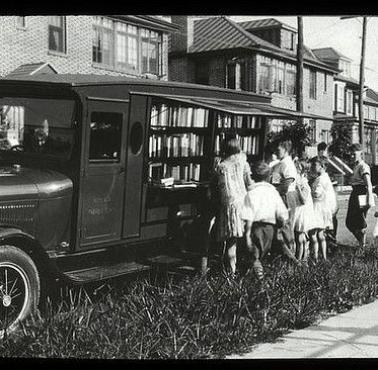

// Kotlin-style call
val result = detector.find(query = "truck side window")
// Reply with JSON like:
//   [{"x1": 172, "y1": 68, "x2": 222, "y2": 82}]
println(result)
[{"x1": 89, "y1": 112, "x2": 122, "y2": 162}]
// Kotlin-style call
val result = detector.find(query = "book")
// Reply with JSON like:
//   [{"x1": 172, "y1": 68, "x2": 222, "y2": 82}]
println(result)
[
  {"x1": 358, "y1": 195, "x2": 367, "y2": 208},
  {"x1": 173, "y1": 136, "x2": 181, "y2": 157},
  {"x1": 150, "y1": 162, "x2": 164, "y2": 181},
  {"x1": 160, "y1": 104, "x2": 168, "y2": 126},
  {"x1": 181, "y1": 134, "x2": 189, "y2": 156},
  {"x1": 187, "y1": 107, "x2": 193, "y2": 127},
  {"x1": 150, "y1": 105, "x2": 158, "y2": 126},
  {"x1": 192, "y1": 164, "x2": 201, "y2": 181},
  {"x1": 171, "y1": 166, "x2": 181, "y2": 181}
]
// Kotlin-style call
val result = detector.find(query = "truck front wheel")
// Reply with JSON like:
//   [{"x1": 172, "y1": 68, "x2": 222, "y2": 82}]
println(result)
[{"x1": 0, "y1": 245, "x2": 40, "y2": 337}]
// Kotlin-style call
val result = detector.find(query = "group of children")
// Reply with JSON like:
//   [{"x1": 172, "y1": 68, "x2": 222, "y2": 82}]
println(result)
[
  {"x1": 210, "y1": 137, "x2": 338, "y2": 279},
  {"x1": 242, "y1": 143, "x2": 337, "y2": 278}
]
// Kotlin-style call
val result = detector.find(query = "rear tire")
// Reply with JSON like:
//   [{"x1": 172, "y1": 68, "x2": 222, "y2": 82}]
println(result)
[{"x1": 0, "y1": 245, "x2": 40, "y2": 337}]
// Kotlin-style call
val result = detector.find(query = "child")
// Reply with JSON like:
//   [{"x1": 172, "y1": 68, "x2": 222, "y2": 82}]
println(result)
[
  {"x1": 293, "y1": 160, "x2": 314, "y2": 260},
  {"x1": 309, "y1": 157, "x2": 336, "y2": 261},
  {"x1": 242, "y1": 161, "x2": 289, "y2": 279}
]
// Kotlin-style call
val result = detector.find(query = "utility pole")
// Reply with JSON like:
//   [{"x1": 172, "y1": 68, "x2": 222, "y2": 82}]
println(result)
[
  {"x1": 341, "y1": 16, "x2": 368, "y2": 147},
  {"x1": 296, "y1": 16, "x2": 304, "y2": 114}
]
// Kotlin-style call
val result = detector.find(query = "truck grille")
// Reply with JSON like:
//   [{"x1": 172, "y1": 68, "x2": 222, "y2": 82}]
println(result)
[{"x1": 0, "y1": 202, "x2": 37, "y2": 231}]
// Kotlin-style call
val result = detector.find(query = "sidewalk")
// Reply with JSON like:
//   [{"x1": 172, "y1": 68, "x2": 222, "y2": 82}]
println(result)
[{"x1": 228, "y1": 300, "x2": 378, "y2": 358}]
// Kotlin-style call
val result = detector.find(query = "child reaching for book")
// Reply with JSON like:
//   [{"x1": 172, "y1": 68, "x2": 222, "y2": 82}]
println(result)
[
  {"x1": 293, "y1": 160, "x2": 314, "y2": 261},
  {"x1": 242, "y1": 161, "x2": 289, "y2": 280},
  {"x1": 309, "y1": 157, "x2": 336, "y2": 262}
]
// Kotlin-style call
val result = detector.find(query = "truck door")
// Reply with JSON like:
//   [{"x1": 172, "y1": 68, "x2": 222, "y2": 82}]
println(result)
[{"x1": 79, "y1": 100, "x2": 128, "y2": 247}]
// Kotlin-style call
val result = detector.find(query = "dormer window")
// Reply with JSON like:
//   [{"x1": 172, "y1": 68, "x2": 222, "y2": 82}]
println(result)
[
  {"x1": 281, "y1": 30, "x2": 295, "y2": 51},
  {"x1": 339, "y1": 59, "x2": 351, "y2": 77}
]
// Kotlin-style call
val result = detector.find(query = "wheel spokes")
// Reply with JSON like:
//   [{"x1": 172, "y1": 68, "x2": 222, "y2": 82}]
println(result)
[{"x1": 0, "y1": 265, "x2": 28, "y2": 333}]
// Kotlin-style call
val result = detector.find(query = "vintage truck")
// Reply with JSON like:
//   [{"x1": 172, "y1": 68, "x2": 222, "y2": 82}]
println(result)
[{"x1": 0, "y1": 74, "x2": 326, "y2": 334}]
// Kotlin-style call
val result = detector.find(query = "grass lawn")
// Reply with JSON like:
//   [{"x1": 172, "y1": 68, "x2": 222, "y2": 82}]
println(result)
[{"x1": 1, "y1": 191, "x2": 378, "y2": 359}]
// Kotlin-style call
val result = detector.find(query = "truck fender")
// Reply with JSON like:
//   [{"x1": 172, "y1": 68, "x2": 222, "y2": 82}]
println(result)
[{"x1": 0, "y1": 227, "x2": 58, "y2": 280}]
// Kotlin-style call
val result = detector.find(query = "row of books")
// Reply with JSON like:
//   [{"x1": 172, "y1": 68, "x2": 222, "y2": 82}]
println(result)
[
  {"x1": 150, "y1": 104, "x2": 209, "y2": 128},
  {"x1": 149, "y1": 162, "x2": 201, "y2": 182},
  {"x1": 149, "y1": 133, "x2": 204, "y2": 158},
  {"x1": 217, "y1": 115, "x2": 261, "y2": 129},
  {"x1": 214, "y1": 134, "x2": 260, "y2": 155}
]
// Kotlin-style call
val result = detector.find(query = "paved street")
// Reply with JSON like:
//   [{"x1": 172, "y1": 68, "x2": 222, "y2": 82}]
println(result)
[{"x1": 228, "y1": 299, "x2": 378, "y2": 358}]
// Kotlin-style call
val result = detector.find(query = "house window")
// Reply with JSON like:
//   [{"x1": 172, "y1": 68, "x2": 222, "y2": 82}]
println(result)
[
  {"x1": 259, "y1": 62, "x2": 271, "y2": 93},
  {"x1": 115, "y1": 23, "x2": 138, "y2": 71},
  {"x1": 48, "y1": 16, "x2": 66, "y2": 53},
  {"x1": 286, "y1": 64, "x2": 296, "y2": 95},
  {"x1": 323, "y1": 73, "x2": 327, "y2": 92},
  {"x1": 309, "y1": 70, "x2": 317, "y2": 99},
  {"x1": 273, "y1": 61, "x2": 285, "y2": 94},
  {"x1": 141, "y1": 29, "x2": 162, "y2": 75},
  {"x1": 336, "y1": 84, "x2": 345, "y2": 112},
  {"x1": 92, "y1": 17, "x2": 163, "y2": 76},
  {"x1": 309, "y1": 119, "x2": 316, "y2": 143},
  {"x1": 320, "y1": 129, "x2": 330, "y2": 144},
  {"x1": 227, "y1": 60, "x2": 245, "y2": 91},
  {"x1": 16, "y1": 16, "x2": 26, "y2": 28},
  {"x1": 92, "y1": 17, "x2": 114, "y2": 66},
  {"x1": 281, "y1": 30, "x2": 294, "y2": 51},
  {"x1": 346, "y1": 90, "x2": 353, "y2": 115}
]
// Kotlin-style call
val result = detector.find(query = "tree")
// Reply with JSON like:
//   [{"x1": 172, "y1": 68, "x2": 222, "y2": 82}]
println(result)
[
  {"x1": 328, "y1": 123, "x2": 354, "y2": 166},
  {"x1": 267, "y1": 120, "x2": 314, "y2": 158}
]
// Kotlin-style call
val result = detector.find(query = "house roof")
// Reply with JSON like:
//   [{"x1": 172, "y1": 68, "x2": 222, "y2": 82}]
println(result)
[
  {"x1": 187, "y1": 16, "x2": 338, "y2": 73},
  {"x1": 237, "y1": 18, "x2": 297, "y2": 32},
  {"x1": 366, "y1": 88, "x2": 378, "y2": 103},
  {"x1": 335, "y1": 74, "x2": 359, "y2": 86},
  {"x1": 312, "y1": 47, "x2": 352, "y2": 62},
  {"x1": 109, "y1": 15, "x2": 179, "y2": 33},
  {"x1": 6, "y1": 62, "x2": 58, "y2": 78}
]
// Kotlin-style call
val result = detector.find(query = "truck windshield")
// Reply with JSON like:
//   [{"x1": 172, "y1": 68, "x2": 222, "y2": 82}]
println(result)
[{"x1": 0, "y1": 97, "x2": 75, "y2": 159}]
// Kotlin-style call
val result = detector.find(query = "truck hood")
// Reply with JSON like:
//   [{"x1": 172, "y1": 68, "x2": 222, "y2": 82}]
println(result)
[{"x1": 0, "y1": 166, "x2": 73, "y2": 201}]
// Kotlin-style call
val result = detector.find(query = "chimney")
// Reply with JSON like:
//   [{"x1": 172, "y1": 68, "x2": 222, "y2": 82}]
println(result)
[{"x1": 170, "y1": 16, "x2": 216, "y2": 53}]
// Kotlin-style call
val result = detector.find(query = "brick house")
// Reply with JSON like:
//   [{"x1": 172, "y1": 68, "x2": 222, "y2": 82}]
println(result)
[
  {"x1": 0, "y1": 15, "x2": 178, "y2": 80},
  {"x1": 313, "y1": 47, "x2": 378, "y2": 165},
  {"x1": 169, "y1": 16, "x2": 338, "y2": 154}
]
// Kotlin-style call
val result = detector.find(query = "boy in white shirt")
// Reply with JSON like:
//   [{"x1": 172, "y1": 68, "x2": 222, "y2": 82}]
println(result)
[{"x1": 242, "y1": 161, "x2": 289, "y2": 279}]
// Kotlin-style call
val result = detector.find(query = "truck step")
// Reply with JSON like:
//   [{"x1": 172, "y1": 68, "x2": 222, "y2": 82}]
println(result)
[
  {"x1": 63, "y1": 261, "x2": 151, "y2": 283},
  {"x1": 146, "y1": 254, "x2": 184, "y2": 265}
]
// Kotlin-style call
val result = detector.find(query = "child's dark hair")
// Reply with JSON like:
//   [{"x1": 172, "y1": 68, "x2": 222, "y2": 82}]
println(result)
[
  {"x1": 310, "y1": 156, "x2": 326, "y2": 169},
  {"x1": 222, "y1": 138, "x2": 241, "y2": 158},
  {"x1": 317, "y1": 142, "x2": 327, "y2": 151},
  {"x1": 252, "y1": 161, "x2": 271, "y2": 182},
  {"x1": 277, "y1": 139, "x2": 293, "y2": 154},
  {"x1": 351, "y1": 143, "x2": 362, "y2": 152},
  {"x1": 295, "y1": 159, "x2": 310, "y2": 175}
]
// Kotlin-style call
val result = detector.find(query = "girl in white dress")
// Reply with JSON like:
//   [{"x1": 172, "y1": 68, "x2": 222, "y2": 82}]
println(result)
[
  {"x1": 309, "y1": 157, "x2": 334, "y2": 261},
  {"x1": 293, "y1": 160, "x2": 314, "y2": 260}
]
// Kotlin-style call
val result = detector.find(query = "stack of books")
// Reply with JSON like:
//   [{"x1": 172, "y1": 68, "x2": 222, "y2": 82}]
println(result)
[{"x1": 149, "y1": 133, "x2": 204, "y2": 158}]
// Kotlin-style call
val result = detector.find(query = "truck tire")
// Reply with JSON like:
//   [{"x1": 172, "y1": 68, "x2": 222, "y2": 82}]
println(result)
[{"x1": 0, "y1": 245, "x2": 40, "y2": 337}]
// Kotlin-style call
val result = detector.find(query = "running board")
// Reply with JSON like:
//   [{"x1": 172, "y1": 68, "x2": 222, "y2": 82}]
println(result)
[{"x1": 63, "y1": 261, "x2": 151, "y2": 283}]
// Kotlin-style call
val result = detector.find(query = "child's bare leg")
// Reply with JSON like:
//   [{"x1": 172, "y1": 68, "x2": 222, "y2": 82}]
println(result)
[
  {"x1": 200, "y1": 256, "x2": 208, "y2": 275},
  {"x1": 318, "y1": 230, "x2": 327, "y2": 260},
  {"x1": 297, "y1": 232, "x2": 306, "y2": 260},
  {"x1": 310, "y1": 231, "x2": 319, "y2": 262},
  {"x1": 294, "y1": 232, "x2": 300, "y2": 259},
  {"x1": 303, "y1": 239, "x2": 310, "y2": 261},
  {"x1": 226, "y1": 238, "x2": 237, "y2": 274}
]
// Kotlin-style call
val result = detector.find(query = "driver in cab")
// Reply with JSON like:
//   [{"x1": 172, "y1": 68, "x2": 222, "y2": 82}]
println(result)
[{"x1": 24, "y1": 119, "x2": 57, "y2": 154}]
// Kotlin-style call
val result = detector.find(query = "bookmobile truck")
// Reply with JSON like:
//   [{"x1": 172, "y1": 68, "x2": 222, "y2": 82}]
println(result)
[{"x1": 0, "y1": 74, "x2": 328, "y2": 334}]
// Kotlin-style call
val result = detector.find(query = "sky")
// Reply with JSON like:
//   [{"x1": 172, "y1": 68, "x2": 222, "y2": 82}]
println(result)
[{"x1": 230, "y1": 16, "x2": 378, "y2": 91}]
